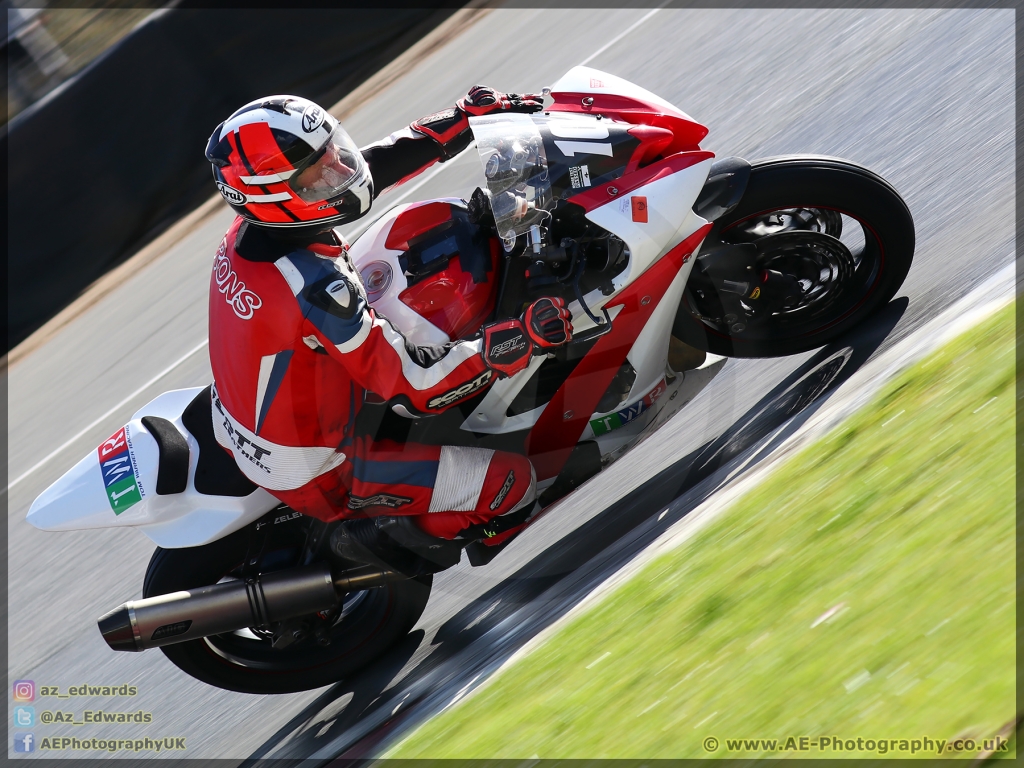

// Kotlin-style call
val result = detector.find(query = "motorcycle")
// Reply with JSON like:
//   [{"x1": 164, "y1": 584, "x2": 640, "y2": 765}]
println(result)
[{"x1": 26, "y1": 67, "x2": 914, "y2": 693}]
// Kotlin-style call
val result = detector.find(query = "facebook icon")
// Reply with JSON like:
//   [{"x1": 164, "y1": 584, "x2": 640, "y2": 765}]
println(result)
[{"x1": 13, "y1": 732, "x2": 34, "y2": 752}]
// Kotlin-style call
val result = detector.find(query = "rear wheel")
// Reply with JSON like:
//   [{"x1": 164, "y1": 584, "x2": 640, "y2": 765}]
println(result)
[
  {"x1": 674, "y1": 156, "x2": 915, "y2": 357},
  {"x1": 142, "y1": 517, "x2": 431, "y2": 694}
]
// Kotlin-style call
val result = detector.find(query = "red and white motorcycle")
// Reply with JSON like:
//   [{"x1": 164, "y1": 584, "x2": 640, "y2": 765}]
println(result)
[{"x1": 26, "y1": 67, "x2": 914, "y2": 693}]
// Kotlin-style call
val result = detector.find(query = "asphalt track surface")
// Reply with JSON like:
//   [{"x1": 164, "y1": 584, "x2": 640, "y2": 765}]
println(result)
[{"x1": 5, "y1": 7, "x2": 1013, "y2": 762}]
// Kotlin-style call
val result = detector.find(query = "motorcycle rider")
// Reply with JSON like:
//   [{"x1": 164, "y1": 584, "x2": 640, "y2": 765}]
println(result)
[{"x1": 204, "y1": 87, "x2": 572, "y2": 570}]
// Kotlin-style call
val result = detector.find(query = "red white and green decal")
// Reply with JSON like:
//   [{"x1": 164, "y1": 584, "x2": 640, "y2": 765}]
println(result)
[
  {"x1": 590, "y1": 379, "x2": 667, "y2": 436},
  {"x1": 97, "y1": 426, "x2": 145, "y2": 514}
]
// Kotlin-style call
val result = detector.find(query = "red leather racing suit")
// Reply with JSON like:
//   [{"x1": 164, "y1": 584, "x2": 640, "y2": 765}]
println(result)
[{"x1": 208, "y1": 106, "x2": 535, "y2": 540}]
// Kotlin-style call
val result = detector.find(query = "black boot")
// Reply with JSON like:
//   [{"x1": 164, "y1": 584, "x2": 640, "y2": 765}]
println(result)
[
  {"x1": 330, "y1": 518, "x2": 417, "y2": 575},
  {"x1": 465, "y1": 537, "x2": 514, "y2": 567},
  {"x1": 329, "y1": 517, "x2": 461, "y2": 577},
  {"x1": 375, "y1": 516, "x2": 463, "y2": 571}
]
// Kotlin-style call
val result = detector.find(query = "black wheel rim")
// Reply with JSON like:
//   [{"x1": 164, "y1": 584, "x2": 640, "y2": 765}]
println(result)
[
  {"x1": 685, "y1": 206, "x2": 884, "y2": 342},
  {"x1": 191, "y1": 538, "x2": 396, "y2": 674}
]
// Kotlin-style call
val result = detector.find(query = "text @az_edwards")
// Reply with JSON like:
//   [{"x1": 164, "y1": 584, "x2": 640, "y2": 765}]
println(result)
[
  {"x1": 39, "y1": 709, "x2": 152, "y2": 724},
  {"x1": 702, "y1": 735, "x2": 1010, "y2": 755},
  {"x1": 36, "y1": 736, "x2": 185, "y2": 753}
]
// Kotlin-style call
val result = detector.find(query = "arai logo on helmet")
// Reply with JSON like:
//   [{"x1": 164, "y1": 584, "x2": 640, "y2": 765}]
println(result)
[
  {"x1": 216, "y1": 182, "x2": 246, "y2": 206},
  {"x1": 301, "y1": 104, "x2": 325, "y2": 133}
]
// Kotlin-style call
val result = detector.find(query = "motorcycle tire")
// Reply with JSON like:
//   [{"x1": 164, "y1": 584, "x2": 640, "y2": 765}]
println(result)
[
  {"x1": 142, "y1": 523, "x2": 432, "y2": 694},
  {"x1": 674, "y1": 155, "x2": 915, "y2": 358}
]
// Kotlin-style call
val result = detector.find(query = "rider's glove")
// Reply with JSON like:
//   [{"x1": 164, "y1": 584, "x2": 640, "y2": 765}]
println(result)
[
  {"x1": 524, "y1": 297, "x2": 572, "y2": 347},
  {"x1": 459, "y1": 85, "x2": 545, "y2": 116},
  {"x1": 482, "y1": 298, "x2": 573, "y2": 378},
  {"x1": 466, "y1": 187, "x2": 495, "y2": 229}
]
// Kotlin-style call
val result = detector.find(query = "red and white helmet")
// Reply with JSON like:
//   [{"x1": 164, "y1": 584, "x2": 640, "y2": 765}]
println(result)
[{"x1": 205, "y1": 95, "x2": 373, "y2": 228}]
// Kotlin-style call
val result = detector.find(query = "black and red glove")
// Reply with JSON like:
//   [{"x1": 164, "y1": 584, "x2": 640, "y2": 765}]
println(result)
[
  {"x1": 458, "y1": 85, "x2": 545, "y2": 116},
  {"x1": 524, "y1": 297, "x2": 572, "y2": 347},
  {"x1": 482, "y1": 298, "x2": 573, "y2": 378}
]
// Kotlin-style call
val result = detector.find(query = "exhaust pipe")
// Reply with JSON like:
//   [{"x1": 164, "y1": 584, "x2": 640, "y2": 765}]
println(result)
[{"x1": 98, "y1": 563, "x2": 400, "y2": 652}]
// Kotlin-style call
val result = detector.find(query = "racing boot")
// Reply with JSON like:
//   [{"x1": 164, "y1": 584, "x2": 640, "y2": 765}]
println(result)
[
  {"x1": 329, "y1": 517, "x2": 462, "y2": 577},
  {"x1": 463, "y1": 501, "x2": 542, "y2": 567},
  {"x1": 375, "y1": 516, "x2": 464, "y2": 571}
]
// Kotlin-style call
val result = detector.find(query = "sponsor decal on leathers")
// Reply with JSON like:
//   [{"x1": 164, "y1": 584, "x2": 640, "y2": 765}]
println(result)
[
  {"x1": 427, "y1": 370, "x2": 493, "y2": 410},
  {"x1": 212, "y1": 391, "x2": 273, "y2": 473},
  {"x1": 347, "y1": 494, "x2": 413, "y2": 510},
  {"x1": 325, "y1": 279, "x2": 352, "y2": 309},
  {"x1": 97, "y1": 426, "x2": 146, "y2": 514},
  {"x1": 211, "y1": 384, "x2": 348, "y2": 490},
  {"x1": 488, "y1": 470, "x2": 516, "y2": 511},
  {"x1": 590, "y1": 379, "x2": 667, "y2": 436},
  {"x1": 213, "y1": 240, "x2": 262, "y2": 319},
  {"x1": 419, "y1": 107, "x2": 458, "y2": 125}
]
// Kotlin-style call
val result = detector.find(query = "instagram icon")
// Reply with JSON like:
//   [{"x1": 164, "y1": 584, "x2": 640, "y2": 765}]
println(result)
[{"x1": 12, "y1": 681, "x2": 34, "y2": 702}]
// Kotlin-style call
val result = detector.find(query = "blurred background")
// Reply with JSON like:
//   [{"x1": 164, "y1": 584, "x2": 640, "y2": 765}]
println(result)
[
  {"x1": 4, "y1": 1, "x2": 153, "y2": 123},
  {"x1": 5, "y1": 1, "x2": 462, "y2": 352}
]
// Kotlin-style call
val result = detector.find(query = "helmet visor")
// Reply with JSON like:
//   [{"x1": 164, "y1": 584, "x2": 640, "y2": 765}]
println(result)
[{"x1": 289, "y1": 125, "x2": 365, "y2": 203}]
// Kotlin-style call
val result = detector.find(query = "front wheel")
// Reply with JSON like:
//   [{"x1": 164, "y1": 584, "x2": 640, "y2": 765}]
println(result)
[
  {"x1": 142, "y1": 519, "x2": 432, "y2": 694},
  {"x1": 674, "y1": 156, "x2": 915, "y2": 358}
]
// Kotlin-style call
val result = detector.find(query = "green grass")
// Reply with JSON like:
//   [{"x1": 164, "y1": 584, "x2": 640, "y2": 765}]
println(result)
[{"x1": 390, "y1": 303, "x2": 1016, "y2": 760}]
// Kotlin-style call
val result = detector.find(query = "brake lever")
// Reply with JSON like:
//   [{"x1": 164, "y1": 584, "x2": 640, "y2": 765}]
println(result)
[{"x1": 567, "y1": 309, "x2": 613, "y2": 346}]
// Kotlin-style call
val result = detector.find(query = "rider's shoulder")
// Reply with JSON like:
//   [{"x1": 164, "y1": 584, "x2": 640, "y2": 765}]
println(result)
[{"x1": 232, "y1": 221, "x2": 310, "y2": 264}]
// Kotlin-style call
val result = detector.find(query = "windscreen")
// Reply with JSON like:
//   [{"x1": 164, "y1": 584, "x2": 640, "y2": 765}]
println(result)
[
  {"x1": 471, "y1": 113, "x2": 641, "y2": 247},
  {"x1": 470, "y1": 113, "x2": 552, "y2": 247}
]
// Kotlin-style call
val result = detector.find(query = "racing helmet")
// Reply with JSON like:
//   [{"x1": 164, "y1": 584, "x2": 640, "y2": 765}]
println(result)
[{"x1": 205, "y1": 95, "x2": 374, "y2": 228}]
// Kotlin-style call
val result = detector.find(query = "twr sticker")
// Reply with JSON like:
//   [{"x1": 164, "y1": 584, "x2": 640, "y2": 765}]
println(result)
[
  {"x1": 589, "y1": 379, "x2": 666, "y2": 436},
  {"x1": 97, "y1": 426, "x2": 145, "y2": 514}
]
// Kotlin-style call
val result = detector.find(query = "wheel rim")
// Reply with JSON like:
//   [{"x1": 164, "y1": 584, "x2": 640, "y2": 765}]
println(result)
[
  {"x1": 686, "y1": 205, "x2": 884, "y2": 342},
  {"x1": 724, "y1": 207, "x2": 843, "y2": 241},
  {"x1": 201, "y1": 584, "x2": 392, "y2": 672},
  {"x1": 754, "y1": 230, "x2": 857, "y2": 321},
  {"x1": 187, "y1": 540, "x2": 396, "y2": 674}
]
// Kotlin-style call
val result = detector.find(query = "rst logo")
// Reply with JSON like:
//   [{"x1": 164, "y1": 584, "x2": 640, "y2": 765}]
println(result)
[
  {"x1": 489, "y1": 335, "x2": 526, "y2": 358},
  {"x1": 347, "y1": 494, "x2": 413, "y2": 510},
  {"x1": 97, "y1": 426, "x2": 145, "y2": 514},
  {"x1": 213, "y1": 245, "x2": 262, "y2": 320}
]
